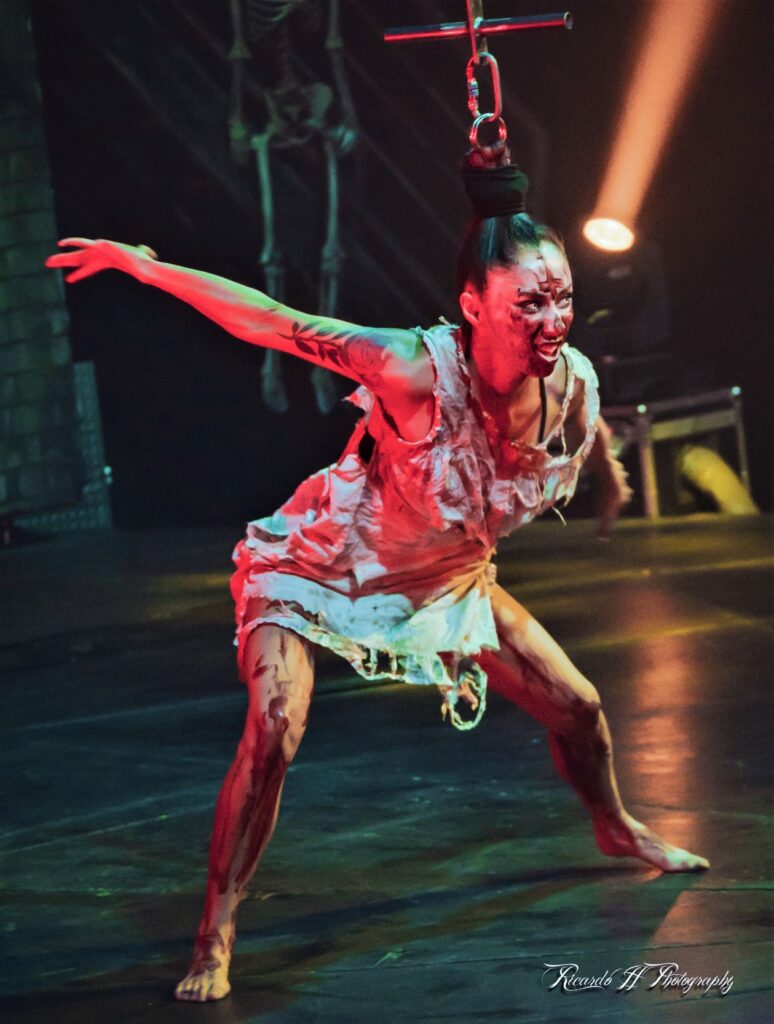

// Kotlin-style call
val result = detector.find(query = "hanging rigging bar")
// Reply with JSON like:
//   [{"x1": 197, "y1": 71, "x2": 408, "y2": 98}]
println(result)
[{"x1": 384, "y1": 13, "x2": 573, "y2": 45}]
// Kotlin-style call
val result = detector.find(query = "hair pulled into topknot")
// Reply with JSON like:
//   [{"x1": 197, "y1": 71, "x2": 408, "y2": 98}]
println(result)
[{"x1": 456, "y1": 142, "x2": 566, "y2": 350}]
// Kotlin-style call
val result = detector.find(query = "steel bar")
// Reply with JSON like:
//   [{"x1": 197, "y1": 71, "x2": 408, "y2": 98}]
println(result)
[
  {"x1": 635, "y1": 414, "x2": 660, "y2": 520},
  {"x1": 732, "y1": 394, "x2": 752, "y2": 491},
  {"x1": 384, "y1": 13, "x2": 572, "y2": 44},
  {"x1": 649, "y1": 410, "x2": 738, "y2": 443},
  {"x1": 602, "y1": 387, "x2": 743, "y2": 420}
]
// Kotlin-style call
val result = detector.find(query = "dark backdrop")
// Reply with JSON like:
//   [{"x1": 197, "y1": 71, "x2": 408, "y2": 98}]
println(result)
[{"x1": 30, "y1": 0, "x2": 771, "y2": 525}]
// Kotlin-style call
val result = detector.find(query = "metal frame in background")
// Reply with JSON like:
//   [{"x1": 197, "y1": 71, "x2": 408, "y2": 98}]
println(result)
[{"x1": 602, "y1": 388, "x2": 752, "y2": 519}]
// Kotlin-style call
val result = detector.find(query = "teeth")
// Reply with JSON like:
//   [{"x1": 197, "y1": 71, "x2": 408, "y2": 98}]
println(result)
[{"x1": 536, "y1": 346, "x2": 560, "y2": 361}]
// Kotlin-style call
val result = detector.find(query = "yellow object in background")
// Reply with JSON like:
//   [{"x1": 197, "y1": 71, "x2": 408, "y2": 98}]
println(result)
[{"x1": 677, "y1": 445, "x2": 759, "y2": 516}]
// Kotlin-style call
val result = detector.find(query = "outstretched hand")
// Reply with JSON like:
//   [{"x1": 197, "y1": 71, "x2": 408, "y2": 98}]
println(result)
[{"x1": 45, "y1": 238, "x2": 158, "y2": 283}]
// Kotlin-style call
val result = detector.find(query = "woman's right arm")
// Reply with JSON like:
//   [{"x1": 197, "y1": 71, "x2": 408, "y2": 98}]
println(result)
[{"x1": 45, "y1": 238, "x2": 434, "y2": 405}]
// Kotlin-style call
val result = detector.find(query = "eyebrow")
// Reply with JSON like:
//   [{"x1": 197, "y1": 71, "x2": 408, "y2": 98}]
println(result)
[{"x1": 515, "y1": 286, "x2": 573, "y2": 299}]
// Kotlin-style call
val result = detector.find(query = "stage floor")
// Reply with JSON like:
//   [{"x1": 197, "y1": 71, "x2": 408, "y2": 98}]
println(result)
[{"x1": 1, "y1": 515, "x2": 772, "y2": 1023}]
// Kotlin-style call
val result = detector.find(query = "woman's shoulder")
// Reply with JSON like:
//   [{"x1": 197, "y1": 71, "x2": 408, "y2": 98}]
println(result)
[
  {"x1": 411, "y1": 318, "x2": 464, "y2": 356},
  {"x1": 342, "y1": 320, "x2": 471, "y2": 450},
  {"x1": 412, "y1": 320, "x2": 473, "y2": 417},
  {"x1": 562, "y1": 344, "x2": 600, "y2": 427}
]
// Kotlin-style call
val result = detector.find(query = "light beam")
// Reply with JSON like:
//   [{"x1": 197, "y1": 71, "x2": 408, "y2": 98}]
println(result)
[{"x1": 586, "y1": 0, "x2": 723, "y2": 247}]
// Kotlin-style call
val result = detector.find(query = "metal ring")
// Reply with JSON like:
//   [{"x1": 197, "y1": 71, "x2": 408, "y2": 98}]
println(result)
[{"x1": 469, "y1": 113, "x2": 508, "y2": 148}]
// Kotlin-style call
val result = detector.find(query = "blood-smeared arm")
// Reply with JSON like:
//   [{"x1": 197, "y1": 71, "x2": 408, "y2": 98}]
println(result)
[{"x1": 44, "y1": 238, "x2": 433, "y2": 400}]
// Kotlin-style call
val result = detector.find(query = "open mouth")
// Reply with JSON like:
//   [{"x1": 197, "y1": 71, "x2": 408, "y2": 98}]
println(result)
[{"x1": 534, "y1": 341, "x2": 564, "y2": 362}]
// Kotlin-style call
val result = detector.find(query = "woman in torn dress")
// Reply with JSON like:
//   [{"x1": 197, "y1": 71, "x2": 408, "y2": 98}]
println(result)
[{"x1": 46, "y1": 208, "x2": 709, "y2": 1004}]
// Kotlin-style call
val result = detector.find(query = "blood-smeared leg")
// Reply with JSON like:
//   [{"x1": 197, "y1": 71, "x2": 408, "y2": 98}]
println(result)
[
  {"x1": 477, "y1": 584, "x2": 709, "y2": 873},
  {"x1": 175, "y1": 621, "x2": 315, "y2": 1002}
]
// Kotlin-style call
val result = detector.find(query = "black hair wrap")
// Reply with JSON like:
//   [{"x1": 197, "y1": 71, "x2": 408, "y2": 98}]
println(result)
[{"x1": 462, "y1": 162, "x2": 530, "y2": 219}]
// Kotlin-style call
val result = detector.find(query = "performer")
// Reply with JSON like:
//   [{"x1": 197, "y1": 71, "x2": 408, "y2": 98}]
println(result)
[{"x1": 45, "y1": 157, "x2": 708, "y2": 1003}]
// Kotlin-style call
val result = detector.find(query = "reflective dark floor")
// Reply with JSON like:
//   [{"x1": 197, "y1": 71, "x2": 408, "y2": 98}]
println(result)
[{"x1": 2, "y1": 515, "x2": 772, "y2": 1023}]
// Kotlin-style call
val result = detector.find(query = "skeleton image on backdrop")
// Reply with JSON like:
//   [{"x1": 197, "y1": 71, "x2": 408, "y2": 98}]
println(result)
[{"x1": 228, "y1": 0, "x2": 359, "y2": 414}]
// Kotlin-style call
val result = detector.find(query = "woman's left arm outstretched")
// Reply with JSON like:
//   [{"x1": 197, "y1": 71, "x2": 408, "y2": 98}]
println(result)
[{"x1": 44, "y1": 237, "x2": 433, "y2": 402}]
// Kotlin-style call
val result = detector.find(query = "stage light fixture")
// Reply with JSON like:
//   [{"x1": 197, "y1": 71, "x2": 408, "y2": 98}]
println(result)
[{"x1": 582, "y1": 217, "x2": 635, "y2": 252}]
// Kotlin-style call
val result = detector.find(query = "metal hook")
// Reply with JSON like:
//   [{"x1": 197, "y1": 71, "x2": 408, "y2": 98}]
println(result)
[
  {"x1": 465, "y1": 1, "x2": 488, "y2": 61},
  {"x1": 465, "y1": 50, "x2": 502, "y2": 120},
  {"x1": 467, "y1": 13, "x2": 483, "y2": 64}
]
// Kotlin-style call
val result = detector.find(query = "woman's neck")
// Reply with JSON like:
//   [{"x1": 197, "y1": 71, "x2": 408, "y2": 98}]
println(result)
[{"x1": 468, "y1": 357, "x2": 535, "y2": 428}]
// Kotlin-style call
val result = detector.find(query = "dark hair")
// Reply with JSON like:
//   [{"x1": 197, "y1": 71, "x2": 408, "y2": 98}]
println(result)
[{"x1": 456, "y1": 213, "x2": 566, "y2": 351}]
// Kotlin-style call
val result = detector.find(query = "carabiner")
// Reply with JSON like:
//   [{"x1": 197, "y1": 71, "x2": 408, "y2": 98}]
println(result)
[{"x1": 465, "y1": 51, "x2": 502, "y2": 120}]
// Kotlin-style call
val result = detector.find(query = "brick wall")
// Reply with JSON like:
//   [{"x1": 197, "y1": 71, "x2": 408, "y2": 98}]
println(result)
[{"x1": 0, "y1": 0, "x2": 109, "y2": 529}]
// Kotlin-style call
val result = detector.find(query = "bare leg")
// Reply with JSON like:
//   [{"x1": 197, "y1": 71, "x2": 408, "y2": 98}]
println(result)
[
  {"x1": 175, "y1": 621, "x2": 315, "y2": 1001},
  {"x1": 478, "y1": 584, "x2": 709, "y2": 872}
]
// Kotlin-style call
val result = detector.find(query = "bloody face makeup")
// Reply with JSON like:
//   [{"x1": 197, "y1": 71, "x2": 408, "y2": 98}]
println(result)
[{"x1": 464, "y1": 242, "x2": 574, "y2": 386}]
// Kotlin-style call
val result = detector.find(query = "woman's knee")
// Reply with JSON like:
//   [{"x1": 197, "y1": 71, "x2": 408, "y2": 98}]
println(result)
[
  {"x1": 576, "y1": 676, "x2": 602, "y2": 713},
  {"x1": 562, "y1": 677, "x2": 603, "y2": 735},
  {"x1": 241, "y1": 624, "x2": 314, "y2": 763},
  {"x1": 240, "y1": 699, "x2": 308, "y2": 766}
]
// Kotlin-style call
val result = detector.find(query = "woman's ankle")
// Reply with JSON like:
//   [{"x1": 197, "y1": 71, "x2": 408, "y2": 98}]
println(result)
[{"x1": 196, "y1": 916, "x2": 236, "y2": 951}]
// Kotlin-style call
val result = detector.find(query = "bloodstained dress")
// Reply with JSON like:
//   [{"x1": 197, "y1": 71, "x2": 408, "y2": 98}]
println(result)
[{"x1": 230, "y1": 322, "x2": 599, "y2": 726}]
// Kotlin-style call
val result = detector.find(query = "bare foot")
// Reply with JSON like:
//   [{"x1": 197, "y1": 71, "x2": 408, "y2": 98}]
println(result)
[
  {"x1": 594, "y1": 811, "x2": 710, "y2": 872},
  {"x1": 174, "y1": 925, "x2": 234, "y2": 1002}
]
